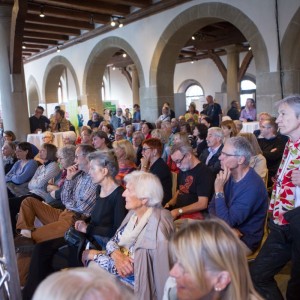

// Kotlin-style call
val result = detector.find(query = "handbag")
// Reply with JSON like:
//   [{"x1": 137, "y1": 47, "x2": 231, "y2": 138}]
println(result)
[{"x1": 64, "y1": 226, "x2": 86, "y2": 248}]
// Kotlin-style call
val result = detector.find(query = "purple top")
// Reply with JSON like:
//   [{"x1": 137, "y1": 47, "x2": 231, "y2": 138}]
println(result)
[{"x1": 240, "y1": 108, "x2": 257, "y2": 121}]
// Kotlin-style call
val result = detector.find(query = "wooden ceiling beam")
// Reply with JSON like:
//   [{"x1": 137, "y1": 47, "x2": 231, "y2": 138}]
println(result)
[
  {"x1": 25, "y1": 23, "x2": 81, "y2": 35},
  {"x1": 26, "y1": 14, "x2": 94, "y2": 30},
  {"x1": 99, "y1": 0, "x2": 151, "y2": 8},
  {"x1": 23, "y1": 37, "x2": 59, "y2": 45},
  {"x1": 31, "y1": 0, "x2": 130, "y2": 16},
  {"x1": 23, "y1": 30, "x2": 69, "y2": 41},
  {"x1": 22, "y1": 43, "x2": 49, "y2": 49},
  {"x1": 238, "y1": 50, "x2": 253, "y2": 82},
  {"x1": 22, "y1": 48, "x2": 40, "y2": 53},
  {"x1": 27, "y1": 3, "x2": 110, "y2": 23}
]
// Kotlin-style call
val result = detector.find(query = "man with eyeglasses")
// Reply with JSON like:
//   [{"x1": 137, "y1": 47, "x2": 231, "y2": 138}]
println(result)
[
  {"x1": 165, "y1": 142, "x2": 214, "y2": 221},
  {"x1": 208, "y1": 136, "x2": 268, "y2": 255},
  {"x1": 258, "y1": 118, "x2": 287, "y2": 188},
  {"x1": 250, "y1": 95, "x2": 300, "y2": 300},
  {"x1": 15, "y1": 144, "x2": 97, "y2": 245},
  {"x1": 29, "y1": 106, "x2": 50, "y2": 133}
]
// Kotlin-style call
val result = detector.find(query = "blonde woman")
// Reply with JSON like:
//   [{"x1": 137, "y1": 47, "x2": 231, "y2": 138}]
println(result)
[
  {"x1": 221, "y1": 120, "x2": 238, "y2": 144},
  {"x1": 239, "y1": 132, "x2": 268, "y2": 181},
  {"x1": 164, "y1": 219, "x2": 263, "y2": 300},
  {"x1": 113, "y1": 139, "x2": 136, "y2": 186},
  {"x1": 42, "y1": 131, "x2": 54, "y2": 144}
]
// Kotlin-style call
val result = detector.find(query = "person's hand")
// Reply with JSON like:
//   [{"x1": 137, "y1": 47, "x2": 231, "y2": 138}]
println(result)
[
  {"x1": 66, "y1": 164, "x2": 80, "y2": 180},
  {"x1": 170, "y1": 209, "x2": 179, "y2": 220},
  {"x1": 270, "y1": 148, "x2": 277, "y2": 153},
  {"x1": 82, "y1": 249, "x2": 101, "y2": 266},
  {"x1": 47, "y1": 184, "x2": 59, "y2": 193},
  {"x1": 75, "y1": 220, "x2": 87, "y2": 233},
  {"x1": 231, "y1": 228, "x2": 243, "y2": 239},
  {"x1": 111, "y1": 250, "x2": 134, "y2": 277},
  {"x1": 214, "y1": 166, "x2": 231, "y2": 193},
  {"x1": 50, "y1": 190, "x2": 56, "y2": 199},
  {"x1": 164, "y1": 198, "x2": 176, "y2": 209},
  {"x1": 140, "y1": 157, "x2": 149, "y2": 170},
  {"x1": 291, "y1": 170, "x2": 300, "y2": 187}
]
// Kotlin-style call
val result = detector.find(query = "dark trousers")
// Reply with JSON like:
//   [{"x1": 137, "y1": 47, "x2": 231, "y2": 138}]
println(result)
[
  {"x1": 250, "y1": 220, "x2": 300, "y2": 300},
  {"x1": 22, "y1": 237, "x2": 69, "y2": 300}
]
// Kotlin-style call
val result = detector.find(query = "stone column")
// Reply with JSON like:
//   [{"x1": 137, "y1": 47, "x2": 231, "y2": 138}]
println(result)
[
  {"x1": 127, "y1": 64, "x2": 140, "y2": 105},
  {"x1": 225, "y1": 45, "x2": 240, "y2": 111},
  {"x1": 0, "y1": 6, "x2": 30, "y2": 140}
]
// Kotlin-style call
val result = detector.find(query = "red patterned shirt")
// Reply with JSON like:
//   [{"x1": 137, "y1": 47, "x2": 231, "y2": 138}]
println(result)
[{"x1": 269, "y1": 138, "x2": 300, "y2": 225}]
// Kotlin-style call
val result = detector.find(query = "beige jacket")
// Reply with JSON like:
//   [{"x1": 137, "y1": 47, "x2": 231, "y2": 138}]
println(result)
[{"x1": 119, "y1": 207, "x2": 175, "y2": 300}]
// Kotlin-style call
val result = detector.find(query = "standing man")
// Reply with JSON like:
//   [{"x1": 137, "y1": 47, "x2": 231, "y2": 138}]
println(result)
[
  {"x1": 204, "y1": 95, "x2": 222, "y2": 127},
  {"x1": 111, "y1": 108, "x2": 126, "y2": 131},
  {"x1": 250, "y1": 95, "x2": 300, "y2": 300},
  {"x1": 132, "y1": 104, "x2": 141, "y2": 123},
  {"x1": 29, "y1": 106, "x2": 50, "y2": 133}
]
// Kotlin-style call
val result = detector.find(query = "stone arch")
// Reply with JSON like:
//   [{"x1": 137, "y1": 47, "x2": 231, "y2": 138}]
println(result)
[
  {"x1": 82, "y1": 36, "x2": 145, "y2": 114},
  {"x1": 43, "y1": 56, "x2": 80, "y2": 104},
  {"x1": 177, "y1": 79, "x2": 204, "y2": 94},
  {"x1": 149, "y1": 2, "x2": 269, "y2": 119},
  {"x1": 281, "y1": 7, "x2": 300, "y2": 95},
  {"x1": 27, "y1": 75, "x2": 41, "y2": 115}
]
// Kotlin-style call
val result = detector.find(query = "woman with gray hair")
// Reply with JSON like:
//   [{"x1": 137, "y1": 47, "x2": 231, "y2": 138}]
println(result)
[{"x1": 82, "y1": 171, "x2": 175, "y2": 300}]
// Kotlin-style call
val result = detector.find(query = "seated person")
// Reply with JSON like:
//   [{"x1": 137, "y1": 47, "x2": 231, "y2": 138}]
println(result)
[
  {"x1": 29, "y1": 106, "x2": 50, "y2": 133},
  {"x1": 200, "y1": 127, "x2": 224, "y2": 176},
  {"x1": 45, "y1": 145, "x2": 76, "y2": 207},
  {"x1": 50, "y1": 109, "x2": 70, "y2": 132},
  {"x1": 9, "y1": 143, "x2": 61, "y2": 232},
  {"x1": 6, "y1": 142, "x2": 38, "y2": 197},
  {"x1": 2, "y1": 141, "x2": 17, "y2": 174},
  {"x1": 82, "y1": 171, "x2": 175, "y2": 300},
  {"x1": 192, "y1": 123, "x2": 208, "y2": 158},
  {"x1": 140, "y1": 138, "x2": 172, "y2": 206},
  {"x1": 164, "y1": 219, "x2": 263, "y2": 300},
  {"x1": 132, "y1": 131, "x2": 144, "y2": 167},
  {"x1": 258, "y1": 118, "x2": 287, "y2": 188},
  {"x1": 165, "y1": 142, "x2": 214, "y2": 221},
  {"x1": 22, "y1": 151, "x2": 127, "y2": 299},
  {"x1": 33, "y1": 267, "x2": 133, "y2": 300},
  {"x1": 62, "y1": 131, "x2": 77, "y2": 146},
  {"x1": 113, "y1": 140, "x2": 137, "y2": 186},
  {"x1": 41, "y1": 131, "x2": 54, "y2": 144},
  {"x1": 14, "y1": 144, "x2": 97, "y2": 245},
  {"x1": 208, "y1": 136, "x2": 268, "y2": 254}
]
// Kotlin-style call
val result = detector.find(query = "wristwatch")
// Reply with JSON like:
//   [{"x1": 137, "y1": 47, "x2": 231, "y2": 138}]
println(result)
[
  {"x1": 215, "y1": 192, "x2": 224, "y2": 199},
  {"x1": 178, "y1": 208, "x2": 183, "y2": 215}
]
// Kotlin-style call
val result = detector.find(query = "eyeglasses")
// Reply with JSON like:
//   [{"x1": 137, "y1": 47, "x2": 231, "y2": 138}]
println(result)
[
  {"x1": 174, "y1": 154, "x2": 186, "y2": 166},
  {"x1": 260, "y1": 126, "x2": 271, "y2": 129},
  {"x1": 75, "y1": 153, "x2": 85, "y2": 159},
  {"x1": 142, "y1": 147, "x2": 152, "y2": 152},
  {"x1": 221, "y1": 151, "x2": 240, "y2": 157}
]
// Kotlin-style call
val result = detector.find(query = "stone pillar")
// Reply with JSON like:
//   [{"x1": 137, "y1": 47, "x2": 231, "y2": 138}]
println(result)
[
  {"x1": 127, "y1": 64, "x2": 140, "y2": 105},
  {"x1": 0, "y1": 6, "x2": 30, "y2": 141},
  {"x1": 225, "y1": 45, "x2": 240, "y2": 111}
]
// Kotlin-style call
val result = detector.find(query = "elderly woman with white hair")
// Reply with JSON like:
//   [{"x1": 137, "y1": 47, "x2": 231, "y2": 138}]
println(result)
[
  {"x1": 62, "y1": 131, "x2": 77, "y2": 146},
  {"x1": 82, "y1": 171, "x2": 175, "y2": 300}
]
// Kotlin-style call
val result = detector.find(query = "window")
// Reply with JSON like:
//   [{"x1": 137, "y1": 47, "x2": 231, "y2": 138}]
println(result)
[
  {"x1": 240, "y1": 79, "x2": 256, "y2": 107},
  {"x1": 185, "y1": 84, "x2": 204, "y2": 111}
]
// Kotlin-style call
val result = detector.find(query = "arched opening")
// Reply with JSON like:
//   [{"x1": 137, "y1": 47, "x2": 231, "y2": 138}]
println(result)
[
  {"x1": 83, "y1": 37, "x2": 145, "y2": 118},
  {"x1": 27, "y1": 75, "x2": 41, "y2": 116},
  {"x1": 240, "y1": 77, "x2": 256, "y2": 107},
  {"x1": 150, "y1": 2, "x2": 269, "y2": 119}
]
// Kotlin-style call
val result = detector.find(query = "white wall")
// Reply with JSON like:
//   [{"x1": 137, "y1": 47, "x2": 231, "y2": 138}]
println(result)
[{"x1": 23, "y1": 0, "x2": 299, "y2": 113}]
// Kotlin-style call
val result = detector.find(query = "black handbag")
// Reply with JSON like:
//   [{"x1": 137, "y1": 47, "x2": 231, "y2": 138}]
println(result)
[{"x1": 64, "y1": 226, "x2": 86, "y2": 248}]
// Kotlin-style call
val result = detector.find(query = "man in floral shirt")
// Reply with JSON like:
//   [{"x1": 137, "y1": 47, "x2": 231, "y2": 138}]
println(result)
[{"x1": 250, "y1": 95, "x2": 300, "y2": 300}]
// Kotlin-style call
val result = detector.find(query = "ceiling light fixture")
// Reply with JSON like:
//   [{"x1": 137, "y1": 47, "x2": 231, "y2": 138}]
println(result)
[
  {"x1": 191, "y1": 36, "x2": 195, "y2": 40},
  {"x1": 112, "y1": 66, "x2": 116, "y2": 70},
  {"x1": 111, "y1": 17, "x2": 116, "y2": 27},
  {"x1": 248, "y1": 46, "x2": 252, "y2": 50},
  {"x1": 39, "y1": 5, "x2": 45, "y2": 18},
  {"x1": 122, "y1": 53, "x2": 127, "y2": 58},
  {"x1": 56, "y1": 46, "x2": 60, "y2": 53},
  {"x1": 22, "y1": 45, "x2": 26, "y2": 49},
  {"x1": 90, "y1": 14, "x2": 94, "y2": 25},
  {"x1": 118, "y1": 20, "x2": 123, "y2": 28}
]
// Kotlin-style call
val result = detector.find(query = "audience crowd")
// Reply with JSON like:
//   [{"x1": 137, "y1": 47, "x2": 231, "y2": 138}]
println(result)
[{"x1": 1, "y1": 94, "x2": 299, "y2": 300}]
